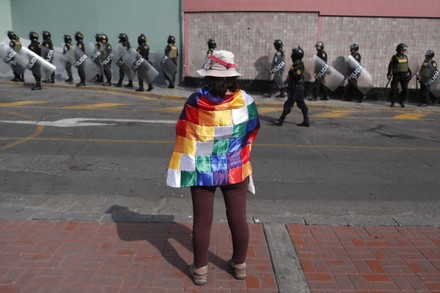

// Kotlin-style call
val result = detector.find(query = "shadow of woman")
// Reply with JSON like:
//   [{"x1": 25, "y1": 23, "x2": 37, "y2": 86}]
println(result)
[{"x1": 105, "y1": 205, "x2": 228, "y2": 276}]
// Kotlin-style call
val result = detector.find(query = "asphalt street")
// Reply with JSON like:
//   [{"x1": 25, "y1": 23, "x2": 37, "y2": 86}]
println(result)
[{"x1": 1, "y1": 81, "x2": 440, "y2": 226}]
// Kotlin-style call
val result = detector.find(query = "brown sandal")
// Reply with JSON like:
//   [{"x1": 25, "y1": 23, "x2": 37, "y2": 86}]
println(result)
[
  {"x1": 189, "y1": 264, "x2": 208, "y2": 285},
  {"x1": 230, "y1": 261, "x2": 247, "y2": 280}
]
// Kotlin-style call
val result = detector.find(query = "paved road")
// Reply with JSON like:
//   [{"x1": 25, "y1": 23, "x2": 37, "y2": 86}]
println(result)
[{"x1": 1, "y1": 82, "x2": 439, "y2": 226}]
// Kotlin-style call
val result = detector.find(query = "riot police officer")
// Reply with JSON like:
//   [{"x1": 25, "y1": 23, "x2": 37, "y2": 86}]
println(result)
[
  {"x1": 115, "y1": 33, "x2": 133, "y2": 88},
  {"x1": 341, "y1": 43, "x2": 365, "y2": 102},
  {"x1": 93, "y1": 33, "x2": 104, "y2": 83},
  {"x1": 387, "y1": 43, "x2": 411, "y2": 107},
  {"x1": 28, "y1": 31, "x2": 42, "y2": 90},
  {"x1": 417, "y1": 50, "x2": 437, "y2": 107},
  {"x1": 164, "y1": 35, "x2": 178, "y2": 88},
  {"x1": 264, "y1": 39, "x2": 286, "y2": 98},
  {"x1": 136, "y1": 33, "x2": 153, "y2": 92},
  {"x1": 309, "y1": 41, "x2": 330, "y2": 101},
  {"x1": 7, "y1": 31, "x2": 24, "y2": 82},
  {"x1": 41, "y1": 30, "x2": 55, "y2": 83},
  {"x1": 99, "y1": 34, "x2": 113, "y2": 86},
  {"x1": 207, "y1": 39, "x2": 216, "y2": 55},
  {"x1": 75, "y1": 31, "x2": 86, "y2": 86},
  {"x1": 272, "y1": 46, "x2": 310, "y2": 127},
  {"x1": 63, "y1": 34, "x2": 74, "y2": 82}
]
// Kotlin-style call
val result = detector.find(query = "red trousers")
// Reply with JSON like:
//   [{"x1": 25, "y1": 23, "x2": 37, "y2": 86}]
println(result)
[{"x1": 190, "y1": 178, "x2": 249, "y2": 267}]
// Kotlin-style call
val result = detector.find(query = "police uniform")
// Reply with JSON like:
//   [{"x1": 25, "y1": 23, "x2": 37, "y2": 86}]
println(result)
[
  {"x1": 28, "y1": 32, "x2": 42, "y2": 90},
  {"x1": 63, "y1": 35, "x2": 74, "y2": 82},
  {"x1": 7, "y1": 32, "x2": 25, "y2": 82},
  {"x1": 93, "y1": 34, "x2": 104, "y2": 83},
  {"x1": 164, "y1": 35, "x2": 178, "y2": 88},
  {"x1": 418, "y1": 50, "x2": 437, "y2": 107},
  {"x1": 41, "y1": 31, "x2": 55, "y2": 83},
  {"x1": 115, "y1": 33, "x2": 133, "y2": 88},
  {"x1": 207, "y1": 39, "x2": 216, "y2": 56},
  {"x1": 342, "y1": 44, "x2": 365, "y2": 102},
  {"x1": 75, "y1": 32, "x2": 86, "y2": 86},
  {"x1": 310, "y1": 42, "x2": 330, "y2": 101},
  {"x1": 387, "y1": 43, "x2": 411, "y2": 107},
  {"x1": 264, "y1": 40, "x2": 286, "y2": 98},
  {"x1": 272, "y1": 46, "x2": 310, "y2": 127},
  {"x1": 136, "y1": 34, "x2": 153, "y2": 92},
  {"x1": 99, "y1": 34, "x2": 112, "y2": 86}
]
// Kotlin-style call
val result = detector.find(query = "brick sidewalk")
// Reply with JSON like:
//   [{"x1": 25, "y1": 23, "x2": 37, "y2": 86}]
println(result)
[
  {"x1": 288, "y1": 224, "x2": 440, "y2": 292},
  {"x1": 0, "y1": 220, "x2": 277, "y2": 292}
]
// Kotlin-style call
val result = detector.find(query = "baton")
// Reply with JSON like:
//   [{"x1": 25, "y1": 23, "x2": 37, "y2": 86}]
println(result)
[{"x1": 385, "y1": 78, "x2": 391, "y2": 89}]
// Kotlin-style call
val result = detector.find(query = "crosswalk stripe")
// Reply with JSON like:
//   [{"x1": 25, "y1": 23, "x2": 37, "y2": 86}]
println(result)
[
  {"x1": 392, "y1": 113, "x2": 428, "y2": 120},
  {"x1": 0, "y1": 101, "x2": 48, "y2": 107},
  {"x1": 62, "y1": 103, "x2": 126, "y2": 110}
]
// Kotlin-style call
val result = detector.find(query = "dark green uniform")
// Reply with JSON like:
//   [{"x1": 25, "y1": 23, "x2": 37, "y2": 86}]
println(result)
[
  {"x1": 136, "y1": 42, "x2": 153, "y2": 91},
  {"x1": 418, "y1": 58, "x2": 437, "y2": 106},
  {"x1": 28, "y1": 38, "x2": 42, "y2": 90},
  {"x1": 387, "y1": 50, "x2": 411, "y2": 107},
  {"x1": 42, "y1": 37, "x2": 55, "y2": 83},
  {"x1": 9, "y1": 38, "x2": 24, "y2": 82}
]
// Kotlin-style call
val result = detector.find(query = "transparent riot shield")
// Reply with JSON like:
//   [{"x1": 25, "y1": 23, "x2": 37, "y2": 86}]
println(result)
[
  {"x1": 113, "y1": 44, "x2": 134, "y2": 81},
  {"x1": 408, "y1": 56, "x2": 420, "y2": 81},
  {"x1": 312, "y1": 55, "x2": 344, "y2": 91},
  {"x1": 86, "y1": 42, "x2": 103, "y2": 76},
  {"x1": 0, "y1": 42, "x2": 25, "y2": 74},
  {"x1": 65, "y1": 46, "x2": 99, "y2": 81},
  {"x1": 17, "y1": 46, "x2": 56, "y2": 80},
  {"x1": 345, "y1": 55, "x2": 373, "y2": 95},
  {"x1": 159, "y1": 55, "x2": 177, "y2": 80},
  {"x1": 419, "y1": 62, "x2": 440, "y2": 97},
  {"x1": 52, "y1": 47, "x2": 67, "y2": 72},
  {"x1": 124, "y1": 48, "x2": 159, "y2": 84}
]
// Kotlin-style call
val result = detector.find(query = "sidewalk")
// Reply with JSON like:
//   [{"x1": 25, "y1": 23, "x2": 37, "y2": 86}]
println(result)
[
  {"x1": 0, "y1": 219, "x2": 439, "y2": 292},
  {"x1": 1, "y1": 79, "x2": 439, "y2": 292}
]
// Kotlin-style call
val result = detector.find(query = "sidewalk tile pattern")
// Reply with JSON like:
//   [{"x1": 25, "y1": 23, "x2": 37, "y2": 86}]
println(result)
[
  {"x1": 0, "y1": 220, "x2": 278, "y2": 292},
  {"x1": 287, "y1": 224, "x2": 440, "y2": 292}
]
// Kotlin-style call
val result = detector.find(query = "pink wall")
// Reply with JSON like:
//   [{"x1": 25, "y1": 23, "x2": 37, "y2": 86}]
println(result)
[{"x1": 184, "y1": 0, "x2": 440, "y2": 18}]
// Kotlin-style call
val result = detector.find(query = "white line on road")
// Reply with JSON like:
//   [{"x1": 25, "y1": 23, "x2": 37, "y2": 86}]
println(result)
[{"x1": 0, "y1": 118, "x2": 177, "y2": 127}]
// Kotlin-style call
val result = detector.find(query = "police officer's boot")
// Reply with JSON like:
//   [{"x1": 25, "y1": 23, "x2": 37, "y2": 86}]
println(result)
[
  {"x1": 114, "y1": 77, "x2": 123, "y2": 87},
  {"x1": 297, "y1": 109, "x2": 310, "y2": 127},
  {"x1": 136, "y1": 80, "x2": 144, "y2": 92},
  {"x1": 11, "y1": 73, "x2": 20, "y2": 82},
  {"x1": 124, "y1": 80, "x2": 133, "y2": 88},
  {"x1": 271, "y1": 115, "x2": 285, "y2": 126},
  {"x1": 19, "y1": 74, "x2": 25, "y2": 82},
  {"x1": 275, "y1": 88, "x2": 286, "y2": 98},
  {"x1": 147, "y1": 83, "x2": 154, "y2": 92},
  {"x1": 31, "y1": 79, "x2": 42, "y2": 90}
]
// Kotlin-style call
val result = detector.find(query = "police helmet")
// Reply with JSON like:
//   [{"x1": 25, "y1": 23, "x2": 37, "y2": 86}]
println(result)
[
  {"x1": 95, "y1": 33, "x2": 102, "y2": 43},
  {"x1": 138, "y1": 33, "x2": 147, "y2": 45},
  {"x1": 396, "y1": 43, "x2": 408, "y2": 52},
  {"x1": 64, "y1": 34, "x2": 72, "y2": 44},
  {"x1": 207, "y1": 39, "x2": 216, "y2": 49},
  {"x1": 118, "y1": 33, "x2": 128, "y2": 43},
  {"x1": 315, "y1": 41, "x2": 324, "y2": 50},
  {"x1": 29, "y1": 31, "x2": 39, "y2": 42},
  {"x1": 273, "y1": 39, "x2": 283, "y2": 50},
  {"x1": 350, "y1": 43, "x2": 359, "y2": 52},
  {"x1": 425, "y1": 50, "x2": 435, "y2": 59},
  {"x1": 167, "y1": 35, "x2": 176, "y2": 44},
  {"x1": 75, "y1": 31, "x2": 84, "y2": 42},
  {"x1": 42, "y1": 31, "x2": 51, "y2": 40},
  {"x1": 7, "y1": 30, "x2": 18, "y2": 40},
  {"x1": 291, "y1": 46, "x2": 304, "y2": 60},
  {"x1": 100, "y1": 34, "x2": 108, "y2": 42}
]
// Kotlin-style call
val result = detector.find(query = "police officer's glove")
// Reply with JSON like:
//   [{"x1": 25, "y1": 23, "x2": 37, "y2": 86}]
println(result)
[{"x1": 406, "y1": 72, "x2": 412, "y2": 81}]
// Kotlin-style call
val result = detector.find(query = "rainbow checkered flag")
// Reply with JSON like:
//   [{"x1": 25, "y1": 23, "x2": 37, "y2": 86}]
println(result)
[{"x1": 167, "y1": 88, "x2": 260, "y2": 187}]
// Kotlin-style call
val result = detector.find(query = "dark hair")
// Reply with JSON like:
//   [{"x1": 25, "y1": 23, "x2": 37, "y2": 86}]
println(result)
[{"x1": 203, "y1": 76, "x2": 240, "y2": 97}]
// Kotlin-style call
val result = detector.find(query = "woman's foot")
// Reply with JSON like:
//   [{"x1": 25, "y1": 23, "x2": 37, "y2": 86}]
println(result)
[
  {"x1": 189, "y1": 264, "x2": 208, "y2": 285},
  {"x1": 230, "y1": 261, "x2": 247, "y2": 280}
]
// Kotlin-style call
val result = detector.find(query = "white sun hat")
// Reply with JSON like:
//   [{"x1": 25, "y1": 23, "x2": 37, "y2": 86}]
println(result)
[{"x1": 197, "y1": 50, "x2": 241, "y2": 77}]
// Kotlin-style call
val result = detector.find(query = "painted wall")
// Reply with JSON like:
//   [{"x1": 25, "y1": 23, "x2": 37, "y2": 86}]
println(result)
[
  {"x1": 8, "y1": 0, "x2": 181, "y2": 65},
  {"x1": 0, "y1": 0, "x2": 12, "y2": 38}
]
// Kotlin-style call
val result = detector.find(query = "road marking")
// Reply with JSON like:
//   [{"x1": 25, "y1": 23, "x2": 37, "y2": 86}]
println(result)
[
  {"x1": 0, "y1": 110, "x2": 45, "y2": 151},
  {"x1": 0, "y1": 118, "x2": 176, "y2": 127},
  {"x1": 256, "y1": 107, "x2": 281, "y2": 114},
  {"x1": 0, "y1": 101, "x2": 48, "y2": 107},
  {"x1": 392, "y1": 113, "x2": 428, "y2": 120},
  {"x1": 62, "y1": 103, "x2": 127, "y2": 110},
  {"x1": 311, "y1": 110, "x2": 355, "y2": 118}
]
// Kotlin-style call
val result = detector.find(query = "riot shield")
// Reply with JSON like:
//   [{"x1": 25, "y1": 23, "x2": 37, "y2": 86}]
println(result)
[
  {"x1": 408, "y1": 56, "x2": 420, "y2": 81},
  {"x1": 113, "y1": 44, "x2": 134, "y2": 80},
  {"x1": 312, "y1": 55, "x2": 344, "y2": 91},
  {"x1": 17, "y1": 46, "x2": 56, "y2": 79},
  {"x1": 51, "y1": 47, "x2": 67, "y2": 72},
  {"x1": 419, "y1": 62, "x2": 440, "y2": 97},
  {"x1": 65, "y1": 46, "x2": 99, "y2": 81},
  {"x1": 0, "y1": 42, "x2": 25, "y2": 74},
  {"x1": 159, "y1": 55, "x2": 177, "y2": 80},
  {"x1": 124, "y1": 48, "x2": 159, "y2": 84},
  {"x1": 345, "y1": 55, "x2": 373, "y2": 95},
  {"x1": 86, "y1": 42, "x2": 103, "y2": 76}
]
